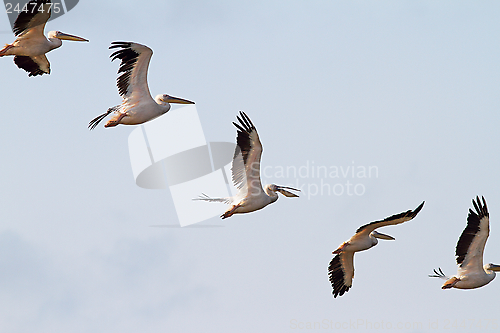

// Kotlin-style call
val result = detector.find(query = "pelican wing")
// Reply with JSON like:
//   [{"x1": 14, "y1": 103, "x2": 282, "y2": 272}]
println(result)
[
  {"x1": 328, "y1": 252, "x2": 354, "y2": 298},
  {"x1": 13, "y1": 55, "x2": 48, "y2": 76},
  {"x1": 13, "y1": 0, "x2": 51, "y2": 37},
  {"x1": 231, "y1": 111, "x2": 263, "y2": 196},
  {"x1": 109, "y1": 42, "x2": 153, "y2": 101},
  {"x1": 455, "y1": 196, "x2": 489, "y2": 271},
  {"x1": 355, "y1": 201, "x2": 425, "y2": 236}
]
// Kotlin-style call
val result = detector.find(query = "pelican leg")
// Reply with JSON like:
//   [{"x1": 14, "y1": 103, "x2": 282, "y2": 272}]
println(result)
[
  {"x1": 221, "y1": 204, "x2": 241, "y2": 219},
  {"x1": 105, "y1": 112, "x2": 127, "y2": 128},
  {"x1": 442, "y1": 277, "x2": 460, "y2": 289},
  {"x1": 333, "y1": 242, "x2": 349, "y2": 254},
  {"x1": 0, "y1": 44, "x2": 14, "y2": 56}
]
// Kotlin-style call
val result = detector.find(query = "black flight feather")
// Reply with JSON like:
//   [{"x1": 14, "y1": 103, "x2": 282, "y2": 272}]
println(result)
[
  {"x1": 13, "y1": 0, "x2": 51, "y2": 36},
  {"x1": 456, "y1": 196, "x2": 488, "y2": 266},
  {"x1": 328, "y1": 254, "x2": 351, "y2": 298},
  {"x1": 356, "y1": 201, "x2": 425, "y2": 234},
  {"x1": 109, "y1": 42, "x2": 140, "y2": 97},
  {"x1": 13, "y1": 56, "x2": 45, "y2": 76}
]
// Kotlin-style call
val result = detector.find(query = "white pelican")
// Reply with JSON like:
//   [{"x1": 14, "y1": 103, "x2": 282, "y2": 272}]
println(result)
[
  {"x1": 88, "y1": 42, "x2": 195, "y2": 130},
  {"x1": 429, "y1": 196, "x2": 500, "y2": 289},
  {"x1": 328, "y1": 201, "x2": 424, "y2": 298},
  {"x1": 0, "y1": 0, "x2": 88, "y2": 76},
  {"x1": 195, "y1": 111, "x2": 300, "y2": 219}
]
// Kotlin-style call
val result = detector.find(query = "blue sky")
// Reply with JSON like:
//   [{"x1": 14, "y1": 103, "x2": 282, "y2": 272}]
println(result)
[{"x1": 1, "y1": 1, "x2": 500, "y2": 332}]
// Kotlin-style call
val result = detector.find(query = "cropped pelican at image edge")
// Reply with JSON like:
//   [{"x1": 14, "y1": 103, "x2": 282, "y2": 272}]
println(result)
[
  {"x1": 0, "y1": 0, "x2": 88, "y2": 76},
  {"x1": 429, "y1": 196, "x2": 500, "y2": 290}
]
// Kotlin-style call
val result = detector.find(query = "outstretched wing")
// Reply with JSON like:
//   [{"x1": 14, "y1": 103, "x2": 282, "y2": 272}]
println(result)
[
  {"x1": 109, "y1": 42, "x2": 153, "y2": 101},
  {"x1": 355, "y1": 201, "x2": 425, "y2": 236},
  {"x1": 456, "y1": 196, "x2": 489, "y2": 272},
  {"x1": 13, "y1": 0, "x2": 51, "y2": 37},
  {"x1": 328, "y1": 252, "x2": 354, "y2": 298},
  {"x1": 231, "y1": 111, "x2": 263, "y2": 196}
]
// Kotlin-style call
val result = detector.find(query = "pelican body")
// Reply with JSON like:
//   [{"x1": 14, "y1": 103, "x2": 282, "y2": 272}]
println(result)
[
  {"x1": 0, "y1": 0, "x2": 88, "y2": 76},
  {"x1": 195, "y1": 111, "x2": 300, "y2": 219},
  {"x1": 328, "y1": 201, "x2": 425, "y2": 298},
  {"x1": 88, "y1": 42, "x2": 194, "y2": 130},
  {"x1": 429, "y1": 196, "x2": 500, "y2": 289}
]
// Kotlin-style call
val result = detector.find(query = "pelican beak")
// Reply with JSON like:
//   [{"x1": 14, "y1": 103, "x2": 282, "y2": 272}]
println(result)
[
  {"x1": 165, "y1": 95, "x2": 195, "y2": 104},
  {"x1": 55, "y1": 31, "x2": 89, "y2": 42},
  {"x1": 276, "y1": 186, "x2": 300, "y2": 197},
  {"x1": 372, "y1": 231, "x2": 395, "y2": 240},
  {"x1": 488, "y1": 264, "x2": 500, "y2": 271}
]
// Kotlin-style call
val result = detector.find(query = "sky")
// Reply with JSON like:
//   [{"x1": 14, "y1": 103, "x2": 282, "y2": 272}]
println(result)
[{"x1": 1, "y1": 0, "x2": 500, "y2": 332}]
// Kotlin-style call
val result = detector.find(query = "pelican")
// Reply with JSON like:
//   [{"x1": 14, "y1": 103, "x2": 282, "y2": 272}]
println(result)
[
  {"x1": 0, "y1": 0, "x2": 88, "y2": 76},
  {"x1": 429, "y1": 196, "x2": 500, "y2": 289},
  {"x1": 195, "y1": 111, "x2": 300, "y2": 219},
  {"x1": 88, "y1": 42, "x2": 195, "y2": 130},
  {"x1": 328, "y1": 201, "x2": 424, "y2": 298}
]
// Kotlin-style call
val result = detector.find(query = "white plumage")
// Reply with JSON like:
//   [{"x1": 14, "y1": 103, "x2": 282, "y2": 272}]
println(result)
[
  {"x1": 0, "y1": 0, "x2": 88, "y2": 76},
  {"x1": 89, "y1": 42, "x2": 194, "y2": 130},
  {"x1": 196, "y1": 111, "x2": 300, "y2": 219},
  {"x1": 429, "y1": 196, "x2": 500, "y2": 289},
  {"x1": 329, "y1": 201, "x2": 424, "y2": 298}
]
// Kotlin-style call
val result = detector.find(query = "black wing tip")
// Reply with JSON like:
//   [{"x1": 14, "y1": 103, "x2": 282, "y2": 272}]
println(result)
[
  {"x1": 402, "y1": 201, "x2": 425, "y2": 220},
  {"x1": 456, "y1": 196, "x2": 488, "y2": 266},
  {"x1": 108, "y1": 43, "x2": 141, "y2": 96},
  {"x1": 471, "y1": 196, "x2": 488, "y2": 219},
  {"x1": 411, "y1": 201, "x2": 425, "y2": 218},
  {"x1": 232, "y1": 121, "x2": 246, "y2": 133},
  {"x1": 328, "y1": 254, "x2": 350, "y2": 299},
  {"x1": 28, "y1": 71, "x2": 45, "y2": 77},
  {"x1": 12, "y1": 0, "x2": 52, "y2": 36},
  {"x1": 395, "y1": 200, "x2": 426, "y2": 220},
  {"x1": 13, "y1": 56, "x2": 47, "y2": 77},
  {"x1": 238, "y1": 110, "x2": 249, "y2": 121},
  {"x1": 233, "y1": 111, "x2": 255, "y2": 133},
  {"x1": 88, "y1": 115, "x2": 104, "y2": 130},
  {"x1": 355, "y1": 200, "x2": 425, "y2": 234},
  {"x1": 109, "y1": 42, "x2": 136, "y2": 60},
  {"x1": 109, "y1": 41, "x2": 133, "y2": 49},
  {"x1": 240, "y1": 111, "x2": 254, "y2": 129},
  {"x1": 88, "y1": 108, "x2": 113, "y2": 130},
  {"x1": 332, "y1": 287, "x2": 350, "y2": 298},
  {"x1": 467, "y1": 195, "x2": 488, "y2": 223},
  {"x1": 428, "y1": 267, "x2": 445, "y2": 278}
]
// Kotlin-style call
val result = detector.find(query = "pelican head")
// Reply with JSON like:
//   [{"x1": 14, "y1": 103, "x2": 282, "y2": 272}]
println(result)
[
  {"x1": 156, "y1": 94, "x2": 195, "y2": 105},
  {"x1": 485, "y1": 263, "x2": 500, "y2": 272},
  {"x1": 47, "y1": 31, "x2": 89, "y2": 42},
  {"x1": 371, "y1": 231, "x2": 395, "y2": 240},
  {"x1": 266, "y1": 184, "x2": 300, "y2": 198},
  {"x1": 363, "y1": 231, "x2": 394, "y2": 250}
]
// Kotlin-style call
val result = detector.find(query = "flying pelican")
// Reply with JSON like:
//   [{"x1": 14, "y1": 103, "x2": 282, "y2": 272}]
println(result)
[
  {"x1": 88, "y1": 42, "x2": 195, "y2": 130},
  {"x1": 195, "y1": 111, "x2": 300, "y2": 219},
  {"x1": 328, "y1": 201, "x2": 424, "y2": 298},
  {"x1": 429, "y1": 196, "x2": 500, "y2": 289},
  {"x1": 0, "y1": 0, "x2": 88, "y2": 76}
]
